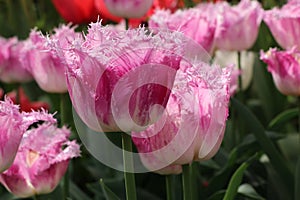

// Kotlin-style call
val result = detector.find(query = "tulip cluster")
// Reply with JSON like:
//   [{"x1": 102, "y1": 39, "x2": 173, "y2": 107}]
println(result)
[
  {"x1": 0, "y1": 98, "x2": 80, "y2": 198},
  {"x1": 149, "y1": 0, "x2": 262, "y2": 93},
  {"x1": 260, "y1": 0, "x2": 300, "y2": 96}
]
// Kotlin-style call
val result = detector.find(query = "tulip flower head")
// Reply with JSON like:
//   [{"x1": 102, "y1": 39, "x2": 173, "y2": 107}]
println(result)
[
  {"x1": 103, "y1": 0, "x2": 153, "y2": 18},
  {"x1": 132, "y1": 62, "x2": 232, "y2": 174},
  {"x1": 260, "y1": 48, "x2": 300, "y2": 96},
  {"x1": 149, "y1": 5, "x2": 219, "y2": 55},
  {"x1": 0, "y1": 37, "x2": 32, "y2": 83},
  {"x1": 0, "y1": 124, "x2": 80, "y2": 198},
  {"x1": 62, "y1": 21, "x2": 194, "y2": 133},
  {"x1": 52, "y1": 0, "x2": 99, "y2": 24},
  {"x1": 215, "y1": 0, "x2": 263, "y2": 51},
  {"x1": 22, "y1": 25, "x2": 81, "y2": 93},
  {"x1": 0, "y1": 98, "x2": 56, "y2": 173},
  {"x1": 264, "y1": 0, "x2": 300, "y2": 50}
]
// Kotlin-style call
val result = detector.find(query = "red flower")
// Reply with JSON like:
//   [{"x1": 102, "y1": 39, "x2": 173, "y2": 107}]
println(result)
[
  {"x1": 95, "y1": 0, "x2": 186, "y2": 26},
  {"x1": 1, "y1": 87, "x2": 50, "y2": 112},
  {"x1": 51, "y1": 0, "x2": 99, "y2": 24}
]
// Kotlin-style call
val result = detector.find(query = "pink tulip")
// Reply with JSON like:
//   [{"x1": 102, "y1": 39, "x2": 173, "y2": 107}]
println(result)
[
  {"x1": 215, "y1": 0, "x2": 263, "y2": 51},
  {"x1": 264, "y1": 0, "x2": 300, "y2": 50},
  {"x1": 0, "y1": 98, "x2": 56, "y2": 173},
  {"x1": 149, "y1": 4, "x2": 219, "y2": 55},
  {"x1": 260, "y1": 48, "x2": 300, "y2": 96},
  {"x1": 61, "y1": 22, "x2": 189, "y2": 133},
  {"x1": 103, "y1": 0, "x2": 153, "y2": 18},
  {"x1": 22, "y1": 25, "x2": 81, "y2": 93},
  {"x1": 0, "y1": 37, "x2": 32, "y2": 83},
  {"x1": 0, "y1": 124, "x2": 80, "y2": 198},
  {"x1": 132, "y1": 63, "x2": 231, "y2": 174}
]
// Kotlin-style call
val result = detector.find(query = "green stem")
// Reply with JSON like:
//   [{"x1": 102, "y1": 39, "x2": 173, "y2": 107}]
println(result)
[
  {"x1": 32, "y1": 195, "x2": 38, "y2": 200},
  {"x1": 5, "y1": 0, "x2": 15, "y2": 32},
  {"x1": 298, "y1": 96, "x2": 300, "y2": 151},
  {"x1": 20, "y1": 0, "x2": 35, "y2": 27},
  {"x1": 15, "y1": 84, "x2": 21, "y2": 105},
  {"x1": 122, "y1": 132, "x2": 137, "y2": 200},
  {"x1": 296, "y1": 157, "x2": 300, "y2": 200},
  {"x1": 166, "y1": 175, "x2": 174, "y2": 200},
  {"x1": 237, "y1": 51, "x2": 242, "y2": 92},
  {"x1": 60, "y1": 93, "x2": 69, "y2": 199},
  {"x1": 125, "y1": 18, "x2": 129, "y2": 30},
  {"x1": 190, "y1": 163, "x2": 197, "y2": 200},
  {"x1": 237, "y1": 51, "x2": 245, "y2": 103},
  {"x1": 60, "y1": 93, "x2": 67, "y2": 125},
  {"x1": 182, "y1": 164, "x2": 191, "y2": 200},
  {"x1": 296, "y1": 98, "x2": 300, "y2": 200}
]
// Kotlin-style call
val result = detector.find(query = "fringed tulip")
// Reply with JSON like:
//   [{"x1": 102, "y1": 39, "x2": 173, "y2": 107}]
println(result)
[
  {"x1": 0, "y1": 37, "x2": 32, "y2": 83},
  {"x1": 149, "y1": 5, "x2": 219, "y2": 54},
  {"x1": 132, "y1": 63, "x2": 231, "y2": 174},
  {"x1": 260, "y1": 48, "x2": 300, "y2": 96},
  {"x1": 103, "y1": 0, "x2": 153, "y2": 18},
  {"x1": 0, "y1": 124, "x2": 80, "y2": 198},
  {"x1": 0, "y1": 98, "x2": 55, "y2": 173},
  {"x1": 264, "y1": 0, "x2": 300, "y2": 50},
  {"x1": 61, "y1": 22, "x2": 188, "y2": 132},
  {"x1": 215, "y1": 0, "x2": 263, "y2": 51},
  {"x1": 51, "y1": 0, "x2": 99, "y2": 24},
  {"x1": 22, "y1": 25, "x2": 81, "y2": 93}
]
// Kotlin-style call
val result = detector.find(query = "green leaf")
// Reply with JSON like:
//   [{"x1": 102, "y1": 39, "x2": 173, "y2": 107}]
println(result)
[
  {"x1": 268, "y1": 108, "x2": 298, "y2": 130},
  {"x1": 137, "y1": 188, "x2": 163, "y2": 200},
  {"x1": 238, "y1": 184, "x2": 265, "y2": 200},
  {"x1": 207, "y1": 190, "x2": 226, "y2": 200},
  {"x1": 252, "y1": 59, "x2": 286, "y2": 122},
  {"x1": 69, "y1": 181, "x2": 92, "y2": 200},
  {"x1": 236, "y1": 131, "x2": 284, "y2": 156},
  {"x1": 0, "y1": 193, "x2": 14, "y2": 200},
  {"x1": 231, "y1": 98, "x2": 294, "y2": 195},
  {"x1": 100, "y1": 179, "x2": 121, "y2": 200},
  {"x1": 295, "y1": 157, "x2": 300, "y2": 200},
  {"x1": 206, "y1": 149, "x2": 238, "y2": 196},
  {"x1": 223, "y1": 153, "x2": 259, "y2": 200}
]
